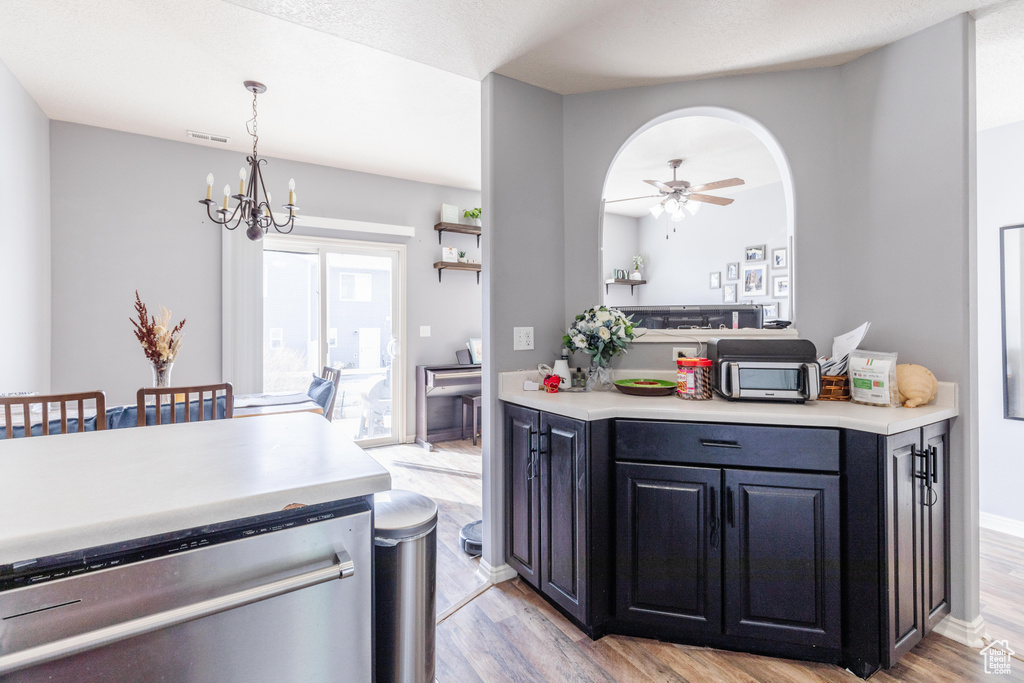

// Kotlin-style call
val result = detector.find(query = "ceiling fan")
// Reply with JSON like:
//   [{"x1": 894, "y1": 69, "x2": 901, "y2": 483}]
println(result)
[{"x1": 606, "y1": 159, "x2": 745, "y2": 225}]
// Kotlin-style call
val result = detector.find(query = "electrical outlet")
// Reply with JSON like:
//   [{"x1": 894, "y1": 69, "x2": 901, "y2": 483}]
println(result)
[
  {"x1": 513, "y1": 326, "x2": 535, "y2": 351},
  {"x1": 419, "y1": 326, "x2": 431, "y2": 337},
  {"x1": 674, "y1": 345, "x2": 700, "y2": 359}
]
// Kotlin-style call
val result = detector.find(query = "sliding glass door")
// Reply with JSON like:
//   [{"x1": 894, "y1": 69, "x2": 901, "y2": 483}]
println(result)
[{"x1": 263, "y1": 237, "x2": 404, "y2": 446}]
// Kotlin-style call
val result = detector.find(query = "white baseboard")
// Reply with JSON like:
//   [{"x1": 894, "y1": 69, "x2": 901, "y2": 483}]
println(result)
[
  {"x1": 475, "y1": 559, "x2": 518, "y2": 585},
  {"x1": 933, "y1": 614, "x2": 988, "y2": 648},
  {"x1": 980, "y1": 512, "x2": 1024, "y2": 539}
]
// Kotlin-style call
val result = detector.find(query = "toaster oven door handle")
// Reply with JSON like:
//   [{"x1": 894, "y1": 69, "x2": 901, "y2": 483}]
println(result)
[
  {"x1": 718, "y1": 362, "x2": 739, "y2": 398},
  {"x1": 802, "y1": 363, "x2": 821, "y2": 401}
]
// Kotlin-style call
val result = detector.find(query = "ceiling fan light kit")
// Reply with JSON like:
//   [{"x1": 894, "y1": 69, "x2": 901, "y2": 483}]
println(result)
[{"x1": 199, "y1": 81, "x2": 300, "y2": 241}]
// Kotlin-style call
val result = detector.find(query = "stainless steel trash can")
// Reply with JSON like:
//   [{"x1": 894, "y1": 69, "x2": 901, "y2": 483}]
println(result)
[{"x1": 373, "y1": 490, "x2": 438, "y2": 683}]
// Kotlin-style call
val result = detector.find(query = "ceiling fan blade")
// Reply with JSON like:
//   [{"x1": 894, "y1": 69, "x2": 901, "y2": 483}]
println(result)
[
  {"x1": 644, "y1": 179, "x2": 673, "y2": 192},
  {"x1": 605, "y1": 195, "x2": 661, "y2": 203},
  {"x1": 689, "y1": 193, "x2": 734, "y2": 206},
  {"x1": 689, "y1": 177, "x2": 745, "y2": 193}
]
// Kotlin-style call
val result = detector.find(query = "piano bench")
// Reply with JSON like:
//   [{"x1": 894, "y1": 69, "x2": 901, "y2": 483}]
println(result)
[{"x1": 461, "y1": 393, "x2": 482, "y2": 446}]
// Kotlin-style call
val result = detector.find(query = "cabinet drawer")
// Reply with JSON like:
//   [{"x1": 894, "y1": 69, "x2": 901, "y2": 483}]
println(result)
[{"x1": 615, "y1": 420, "x2": 839, "y2": 472}]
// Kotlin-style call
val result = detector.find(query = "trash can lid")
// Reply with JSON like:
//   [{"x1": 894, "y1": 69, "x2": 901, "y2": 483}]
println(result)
[{"x1": 373, "y1": 490, "x2": 438, "y2": 541}]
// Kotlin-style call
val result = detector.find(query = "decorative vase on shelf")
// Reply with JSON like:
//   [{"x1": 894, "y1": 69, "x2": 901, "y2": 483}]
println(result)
[
  {"x1": 586, "y1": 358, "x2": 613, "y2": 392},
  {"x1": 151, "y1": 362, "x2": 174, "y2": 388},
  {"x1": 629, "y1": 270, "x2": 643, "y2": 281}
]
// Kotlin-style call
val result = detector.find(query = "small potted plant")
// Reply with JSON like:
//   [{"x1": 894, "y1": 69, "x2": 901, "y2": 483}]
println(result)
[
  {"x1": 458, "y1": 250, "x2": 468, "y2": 263},
  {"x1": 463, "y1": 207, "x2": 481, "y2": 226},
  {"x1": 630, "y1": 254, "x2": 645, "y2": 280}
]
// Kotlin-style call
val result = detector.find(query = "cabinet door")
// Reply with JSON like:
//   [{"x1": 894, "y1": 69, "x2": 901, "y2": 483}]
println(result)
[
  {"x1": 615, "y1": 462, "x2": 722, "y2": 638},
  {"x1": 723, "y1": 469, "x2": 840, "y2": 649},
  {"x1": 922, "y1": 422, "x2": 951, "y2": 634},
  {"x1": 539, "y1": 413, "x2": 588, "y2": 622},
  {"x1": 883, "y1": 429, "x2": 924, "y2": 663},
  {"x1": 505, "y1": 404, "x2": 540, "y2": 586}
]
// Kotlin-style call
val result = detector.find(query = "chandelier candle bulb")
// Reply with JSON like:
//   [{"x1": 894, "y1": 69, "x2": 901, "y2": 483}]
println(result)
[
  {"x1": 205, "y1": 173, "x2": 213, "y2": 200},
  {"x1": 222, "y1": 185, "x2": 230, "y2": 210},
  {"x1": 288, "y1": 178, "x2": 296, "y2": 205},
  {"x1": 239, "y1": 167, "x2": 246, "y2": 195}
]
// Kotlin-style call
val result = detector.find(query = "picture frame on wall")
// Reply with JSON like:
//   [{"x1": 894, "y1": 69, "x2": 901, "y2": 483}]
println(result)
[
  {"x1": 742, "y1": 263, "x2": 767, "y2": 297},
  {"x1": 773, "y1": 275, "x2": 790, "y2": 299},
  {"x1": 772, "y1": 247, "x2": 788, "y2": 269},
  {"x1": 709, "y1": 272, "x2": 721, "y2": 289},
  {"x1": 745, "y1": 244, "x2": 766, "y2": 262},
  {"x1": 762, "y1": 302, "x2": 779, "y2": 320},
  {"x1": 726, "y1": 262, "x2": 739, "y2": 281},
  {"x1": 723, "y1": 283, "x2": 737, "y2": 304},
  {"x1": 441, "y1": 246, "x2": 459, "y2": 262}
]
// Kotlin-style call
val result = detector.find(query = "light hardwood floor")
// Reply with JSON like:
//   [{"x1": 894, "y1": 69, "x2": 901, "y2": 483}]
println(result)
[{"x1": 368, "y1": 439, "x2": 1024, "y2": 681}]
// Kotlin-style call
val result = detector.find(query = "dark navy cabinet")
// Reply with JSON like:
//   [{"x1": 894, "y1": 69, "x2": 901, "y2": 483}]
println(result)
[{"x1": 502, "y1": 403, "x2": 951, "y2": 677}]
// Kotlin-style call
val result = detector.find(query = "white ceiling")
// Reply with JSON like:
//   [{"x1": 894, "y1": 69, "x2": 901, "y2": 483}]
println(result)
[
  {"x1": 0, "y1": 0, "x2": 1019, "y2": 192},
  {"x1": 603, "y1": 117, "x2": 781, "y2": 218}
]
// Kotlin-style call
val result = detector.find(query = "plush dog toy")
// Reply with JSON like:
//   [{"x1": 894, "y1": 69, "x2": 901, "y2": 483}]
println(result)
[{"x1": 896, "y1": 364, "x2": 938, "y2": 408}]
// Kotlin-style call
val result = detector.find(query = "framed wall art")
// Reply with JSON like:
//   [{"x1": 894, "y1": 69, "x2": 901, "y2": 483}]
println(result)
[
  {"x1": 745, "y1": 244, "x2": 766, "y2": 262},
  {"x1": 742, "y1": 263, "x2": 767, "y2": 297}
]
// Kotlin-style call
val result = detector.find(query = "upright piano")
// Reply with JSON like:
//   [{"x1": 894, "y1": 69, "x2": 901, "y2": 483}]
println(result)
[{"x1": 415, "y1": 364, "x2": 482, "y2": 450}]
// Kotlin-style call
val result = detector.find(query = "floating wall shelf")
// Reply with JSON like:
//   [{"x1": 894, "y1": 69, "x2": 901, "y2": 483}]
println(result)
[
  {"x1": 434, "y1": 261, "x2": 481, "y2": 284},
  {"x1": 604, "y1": 278, "x2": 646, "y2": 295},
  {"x1": 434, "y1": 222, "x2": 481, "y2": 247}
]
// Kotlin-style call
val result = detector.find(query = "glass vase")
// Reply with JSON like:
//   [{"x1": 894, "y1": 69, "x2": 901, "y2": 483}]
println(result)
[
  {"x1": 151, "y1": 361, "x2": 174, "y2": 388},
  {"x1": 586, "y1": 358, "x2": 613, "y2": 392}
]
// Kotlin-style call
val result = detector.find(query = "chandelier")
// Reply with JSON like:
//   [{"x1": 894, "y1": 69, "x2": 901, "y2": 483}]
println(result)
[{"x1": 199, "y1": 81, "x2": 298, "y2": 241}]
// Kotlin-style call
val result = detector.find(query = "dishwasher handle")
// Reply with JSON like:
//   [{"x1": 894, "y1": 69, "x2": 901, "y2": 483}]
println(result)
[{"x1": 0, "y1": 550, "x2": 355, "y2": 677}]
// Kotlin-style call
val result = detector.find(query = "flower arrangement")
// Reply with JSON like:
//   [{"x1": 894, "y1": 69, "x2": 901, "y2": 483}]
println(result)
[
  {"x1": 632, "y1": 254, "x2": 645, "y2": 271},
  {"x1": 562, "y1": 306, "x2": 638, "y2": 368},
  {"x1": 131, "y1": 291, "x2": 185, "y2": 378}
]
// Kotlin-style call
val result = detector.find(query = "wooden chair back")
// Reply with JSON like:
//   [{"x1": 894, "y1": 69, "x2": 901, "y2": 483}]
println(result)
[
  {"x1": 136, "y1": 383, "x2": 233, "y2": 426},
  {"x1": 1, "y1": 391, "x2": 107, "y2": 439},
  {"x1": 320, "y1": 366, "x2": 342, "y2": 422}
]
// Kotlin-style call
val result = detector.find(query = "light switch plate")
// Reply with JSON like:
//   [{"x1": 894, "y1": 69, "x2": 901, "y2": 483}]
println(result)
[
  {"x1": 420, "y1": 326, "x2": 431, "y2": 337},
  {"x1": 513, "y1": 326, "x2": 534, "y2": 351}
]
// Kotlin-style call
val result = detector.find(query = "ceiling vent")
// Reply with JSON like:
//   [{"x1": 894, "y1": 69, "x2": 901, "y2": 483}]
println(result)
[{"x1": 187, "y1": 130, "x2": 231, "y2": 144}]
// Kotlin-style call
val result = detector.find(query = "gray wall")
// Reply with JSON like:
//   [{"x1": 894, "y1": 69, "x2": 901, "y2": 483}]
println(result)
[
  {"x1": 836, "y1": 14, "x2": 977, "y2": 619},
  {"x1": 0, "y1": 58, "x2": 50, "y2": 393},
  {"x1": 978, "y1": 119, "x2": 1024, "y2": 525},
  {"x1": 481, "y1": 74, "x2": 565, "y2": 567},
  {"x1": 48, "y1": 122, "x2": 480, "y2": 438},
  {"x1": 485, "y1": 16, "x2": 978, "y2": 621}
]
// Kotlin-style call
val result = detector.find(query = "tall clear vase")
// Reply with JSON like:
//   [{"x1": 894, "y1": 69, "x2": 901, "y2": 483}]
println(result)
[
  {"x1": 586, "y1": 359, "x2": 613, "y2": 392},
  {"x1": 151, "y1": 361, "x2": 174, "y2": 388}
]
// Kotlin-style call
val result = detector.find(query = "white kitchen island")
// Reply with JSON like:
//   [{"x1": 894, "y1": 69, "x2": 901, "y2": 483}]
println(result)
[{"x1": 0, "y1": 413, "x2": 391, "y2": 682}]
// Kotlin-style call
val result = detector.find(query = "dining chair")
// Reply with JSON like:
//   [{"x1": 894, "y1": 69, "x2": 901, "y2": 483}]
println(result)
[
  {"x1": 319, "y1": 366, "x2": 342, "y2": 422},
  {"x1": 1, "y1": 391, "x2": 107, "y2": 439},
  {"x1": 136, "y1": 383, "x2": 233, "y2": 426}
]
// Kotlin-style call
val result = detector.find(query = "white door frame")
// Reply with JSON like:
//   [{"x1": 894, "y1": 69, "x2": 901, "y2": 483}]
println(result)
[{"x1": 264, "y1": 234, "x2": 408, "y2": 444}]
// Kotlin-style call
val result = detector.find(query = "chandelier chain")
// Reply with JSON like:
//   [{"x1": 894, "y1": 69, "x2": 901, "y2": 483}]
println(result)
[{"x1": 247, "y1": 87, "x2": 259, "y2": 159}]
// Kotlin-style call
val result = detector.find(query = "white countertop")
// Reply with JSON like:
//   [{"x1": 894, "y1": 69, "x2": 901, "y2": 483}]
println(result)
[
  {"x1": 499, "y1": 370, "x2": 958, "y2": 435},
  {"x1": 0, "y1": 413, "x2": 391, "y2": 564}
]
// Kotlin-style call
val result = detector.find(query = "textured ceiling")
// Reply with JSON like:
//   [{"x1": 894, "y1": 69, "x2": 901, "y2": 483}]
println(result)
[
  {"x1": 0, "y1": 0, "x2": 1017, "y2": 193},
  {"x1": 603, "y1": 117, "x2": 781, "y2": 218},
  {"x1": 0, "y1": 0, "x2": 482, "y2": 190},
  {"x1": 976, "y1": 0, "x2": 1024, "y2": 130}
]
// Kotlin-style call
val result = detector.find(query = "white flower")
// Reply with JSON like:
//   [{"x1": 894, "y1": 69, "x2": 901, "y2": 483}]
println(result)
[
  {"x1": 598, "y1": 327, "x2": 611, "y2": 340},
  {"x1": 573, "y1": 335, "x2": 587, "y2": 349},
  {"x1": 596, "y1": 309, "x2": 612, "y2": 322}
]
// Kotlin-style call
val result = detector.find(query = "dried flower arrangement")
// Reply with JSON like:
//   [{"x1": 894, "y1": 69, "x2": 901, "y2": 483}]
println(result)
[{"x1": 130, "y1": 291, "x2": 185, "y2": 368}]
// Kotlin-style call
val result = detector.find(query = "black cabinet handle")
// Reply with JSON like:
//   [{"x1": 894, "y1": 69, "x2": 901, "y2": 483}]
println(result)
[
  {"x1": 913, "y1": 444, "x2": 929, "y2": 481},
  {"x1": 709, "y1": 486, "x2": 720, "y2": 549},
  {"x1": 726, "y1": 487, "x2": 735, "y2": 527},
  {"x1": 931, "y1": 444, "x2": 938, "y2": 484},
  {"x1": 701, "y1": 439, "x2": 742, "y2": 449}
]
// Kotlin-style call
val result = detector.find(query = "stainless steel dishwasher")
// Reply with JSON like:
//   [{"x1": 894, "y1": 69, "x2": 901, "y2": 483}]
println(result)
[{"x1": 0, "y1": 498, "x2": 374, "y2": 682}]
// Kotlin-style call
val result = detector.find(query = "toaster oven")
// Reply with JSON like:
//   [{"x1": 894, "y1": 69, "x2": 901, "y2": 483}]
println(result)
[{"x1": 708, "y1": 338, "x2": 821, "y2": 403}]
